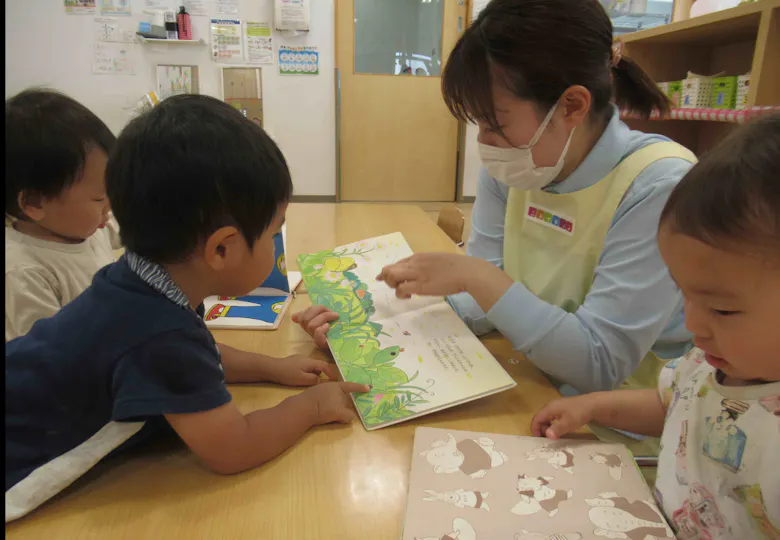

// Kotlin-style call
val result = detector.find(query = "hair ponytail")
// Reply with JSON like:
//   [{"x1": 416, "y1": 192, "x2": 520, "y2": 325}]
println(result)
[
  {"x1": 442, "y1": 0, "x2": 671, "y2": 129},
  {"x1": 612, "y1": 55, "x2": 671, "y2": 119}
]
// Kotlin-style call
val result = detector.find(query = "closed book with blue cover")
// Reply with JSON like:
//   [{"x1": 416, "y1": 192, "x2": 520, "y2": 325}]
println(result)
[{"x1": 204, "y1": 226, "x2": 301, "y2": 330}]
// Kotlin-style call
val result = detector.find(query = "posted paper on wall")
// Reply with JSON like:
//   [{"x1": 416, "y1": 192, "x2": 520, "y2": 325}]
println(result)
[
  {"x1": 182, "y1": 0, "x2": 207, "y2": 16},
  {"x1": 95, "y1": 18, "x2": 135, "y2": 42},
  {"x1": 93, "y1": 42, "x2": 135, "y2": 74},
  {"x1": 157, "y1": 65, "x2": 195, "y2": 94},
  {"x1": 274, "y1": 0, "x2": 310, "y2": 31},
  {"x1": 144, "y1": 0, "x2": 170, "y2": 10},
  {"x1": 215, "y1": 0, "x2": 239, "y2": 14},
  {"x1": 211, "y1": 19, "x2": 243, "y2": 63},
  {"x1": 279, "y1": 46, "x2": 318, "y2": 75},
  {"x1": 246, "y1": 22, "x2": 273, "y2": 64},
  {"x1": 99, "y1": 0, "x2": 131, "y2": 15},
  {"x1": 65, "y1": 0, "x2": 96, "y2": 14}
]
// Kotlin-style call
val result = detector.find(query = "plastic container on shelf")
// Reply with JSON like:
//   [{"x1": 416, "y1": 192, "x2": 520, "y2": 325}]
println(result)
[
  {"x1": 736, "y1": 74, "x2": 751, "y2": 110},
  {"x1": 682, "y1": 73, "x2": 717, "y2": 108},
  {"x1": 711, "y1": 76, "x2": 738, "y2": 109},
  {"x1": 666, "y1": 81, "x2": 682, "y2": 107}
]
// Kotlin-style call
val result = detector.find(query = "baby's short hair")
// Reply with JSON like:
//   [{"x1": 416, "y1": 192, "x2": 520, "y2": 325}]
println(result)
[
  {"x1": 660, "y1": 115, "x2": 780, "y2": 256},
  {"x1": 5, "y1": 88, "x2": 116, "y2": 219}
]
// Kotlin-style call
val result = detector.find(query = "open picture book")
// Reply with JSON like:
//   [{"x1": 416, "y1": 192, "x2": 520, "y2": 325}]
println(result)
[
  {"x1": 297, "y1": 232, "x2": 516, "y2": 430},
  {"x1": 204, "y1": 226, "x2": 302, "y2": 330},
  {"x1": 402, "y1": 427, "x2": 673, "y2": 540}
]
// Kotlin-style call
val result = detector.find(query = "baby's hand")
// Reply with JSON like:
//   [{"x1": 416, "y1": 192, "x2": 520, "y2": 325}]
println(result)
[
  {"x1": 531, "y1": 395, "x2": 596, "y2": 439},
  {"x1": 292, "y1": 305, "x2": 339, "y2": 349},
  {"x1": 302, "y1": 381, "x2": 371, "y2": 425},
  {"x1": 270, "y1": 355, "x2": 337, "y2": 387}
]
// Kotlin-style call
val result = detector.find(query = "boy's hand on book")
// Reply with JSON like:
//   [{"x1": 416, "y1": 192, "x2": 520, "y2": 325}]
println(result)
[
  {"x1": 271, "y1": 355, "x2": 338, "y2": 387},
  {"x1": 301, "y1": 381, "x2": 371, "y2": 425},
  {"x1": 532, "y1": 396, "x2": 595, "y2": 440},
  {"x1": 292, "y1": 305, "x2": 338, "y2": 349}
]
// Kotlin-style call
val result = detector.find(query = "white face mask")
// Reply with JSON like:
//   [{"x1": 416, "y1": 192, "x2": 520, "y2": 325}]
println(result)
[{"x1": 478, "y1": 102, "x2": 575, "y2": 191}]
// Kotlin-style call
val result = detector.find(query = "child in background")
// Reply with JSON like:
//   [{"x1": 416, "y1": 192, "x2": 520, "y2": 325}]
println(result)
[
  {"x1": 5, "y1": 89, "x2": 122, "y2": 340},
  {"x1": 532, "y1": 116, "x2": 780, "y2": 539},
  {"x1": 5, "y1": 95, "x2": 369, "y2": 522}
]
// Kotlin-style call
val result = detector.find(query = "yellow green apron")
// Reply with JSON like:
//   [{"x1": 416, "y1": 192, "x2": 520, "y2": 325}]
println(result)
[{"x1": 504, "y1": 142, "x2": 697, "y2": 459}]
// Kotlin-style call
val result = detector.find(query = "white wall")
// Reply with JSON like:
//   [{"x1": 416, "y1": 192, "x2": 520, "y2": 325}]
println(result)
[
  {"x1": 5, "y1": 0, "x2": 336, "y2": 196},
  {"x1": 462, "y1": 124, "x2": 480, "y2": 198}
]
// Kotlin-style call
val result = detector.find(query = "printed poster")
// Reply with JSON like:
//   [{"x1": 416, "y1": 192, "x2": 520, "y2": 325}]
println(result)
[
  {"x1": 93, "y1": 42, "x2": 135, "y2": 74},
  {"x1": 279, "y1": 46, "x2": 318, "y2": 75},
  {"x1": 246, "y1": 22, "x2": 273, "y2": 64},
  {"x1": 211, "y1": 19, "x2": 243, "y2": 63},
  {"x1": 64, "y1": 0, "x2": 96, "y2": 14},
  {"x1": 99, "y1": 0, "x2": 131, "y2": 16}
]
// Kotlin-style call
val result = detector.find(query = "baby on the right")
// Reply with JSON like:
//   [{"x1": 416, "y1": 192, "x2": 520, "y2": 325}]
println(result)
[{"x1": 533, "y1": 115, "x2": 780, "y2": 539}]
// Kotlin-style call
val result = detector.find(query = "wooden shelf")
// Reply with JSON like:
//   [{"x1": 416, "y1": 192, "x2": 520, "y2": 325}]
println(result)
[
  {"x1": 135, "y1": 36, "x2": 206, "y2": 45},
  {"x1": 620, "y1": 1, "x2": 771, "y2": 46},
  {"x1": 620, "y1": 106, "x2": 780, "y2": 122},
  {"x1": 616, "y1": 0, "x2": 779, "y2": 155}
]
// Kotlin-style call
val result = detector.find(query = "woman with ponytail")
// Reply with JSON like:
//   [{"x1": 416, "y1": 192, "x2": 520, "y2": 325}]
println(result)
[{"x1": 297, "y1": 0, "x2": 695, "y2": 452}]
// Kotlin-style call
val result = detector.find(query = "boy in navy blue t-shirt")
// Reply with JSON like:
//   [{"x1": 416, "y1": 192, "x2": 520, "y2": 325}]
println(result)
[{"x1": 5, "y1": 95, "x2": 370, "y2": 522}]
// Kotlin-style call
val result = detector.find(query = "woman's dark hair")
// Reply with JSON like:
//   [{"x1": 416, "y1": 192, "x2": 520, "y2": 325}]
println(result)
[
  {"x1": 5, "y1": 88, "x2": 116, "y2": 219},
  {"x1": 107, "y1": 94, "x2": 292, "y2": 264},
  {"x1": 441, "y1": 0, "x2": 670, "y2": 133},
  {"x1": 660, "y1": 115, "x2": 780, "y2": 253}
]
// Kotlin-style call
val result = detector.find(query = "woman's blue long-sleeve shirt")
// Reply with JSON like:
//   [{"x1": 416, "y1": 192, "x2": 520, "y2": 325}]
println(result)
[{"x1": 447, "y1": 107, "x2": 694, "y2": 393}]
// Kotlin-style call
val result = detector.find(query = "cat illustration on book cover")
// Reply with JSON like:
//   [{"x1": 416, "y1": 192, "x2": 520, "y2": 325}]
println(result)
[
  {"x1": 415, "y1": 518, "x2": 478, "y2": 540},
  {"x1": 419, "y1": 433, "x2": 509, "y2": 478},
  {"x1": 585, "y1": 492, "x2": 674, "y2": 539},
  {"x1": 589, "y1": 452, "x2": 625, "y2": 481},
  {"x1": 526, "y1": 444, "x2": 575, "y2": 475},
  {"x1": 511, "y1": 474, "x2": 573, "y2": 517},
  {"x1": 422, "y1": 489, "x2": 490, "y2": 511}
]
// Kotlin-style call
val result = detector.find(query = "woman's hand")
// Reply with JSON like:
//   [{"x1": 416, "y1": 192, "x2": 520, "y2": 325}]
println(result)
[
  {"x1": 376, "y1": 253, "x2": 480, "y2": 298},
  {"x1": 292, "y1": 305, "x2": 338, "y2": 349}
]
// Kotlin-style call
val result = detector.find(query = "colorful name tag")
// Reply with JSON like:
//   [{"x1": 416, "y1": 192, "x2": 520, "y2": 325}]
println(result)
[{"x1": 525, "y1": 203, "x2": 574, "y2": 235}]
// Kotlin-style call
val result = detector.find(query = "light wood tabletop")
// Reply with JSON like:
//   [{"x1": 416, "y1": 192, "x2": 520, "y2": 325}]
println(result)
[{"x1": 6, "y1": 204, "x2": 567, "y2": 540}]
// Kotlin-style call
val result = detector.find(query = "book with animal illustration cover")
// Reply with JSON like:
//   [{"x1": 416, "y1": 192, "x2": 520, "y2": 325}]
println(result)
[
  {"x1": 204, "y1": 226, "x2": 302, "y2": 330},
  {"x1": 402, "y1": 427, "x2": 674, "y2": 540},
  {"x1": 296, "y1": 232, "x2": 517, "y2": 430}
]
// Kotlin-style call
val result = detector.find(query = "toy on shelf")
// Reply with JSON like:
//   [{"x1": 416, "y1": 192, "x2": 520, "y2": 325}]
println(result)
[
  {"x1": 736, "y1": 73, "x2": 751, "y2": 110},
  {"x1": 682, "y1": 72, "x2": 720, "y2": 108},
  {"x1": 711, "y1": 76, "x2": 738, "y2": 109}
]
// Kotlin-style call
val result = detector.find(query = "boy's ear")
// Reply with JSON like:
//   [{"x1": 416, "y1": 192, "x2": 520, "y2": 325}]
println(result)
[
  {"x1": 203, "y1": 226, "x2": 244, "y2": 272},
  {"x1": 17, "y1": 191, "x2": 46, "y2": 222}
]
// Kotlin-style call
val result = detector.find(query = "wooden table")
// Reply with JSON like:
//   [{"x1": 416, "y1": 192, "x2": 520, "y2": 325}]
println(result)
[{"x1": 6, "y1": 204, "x2": 565, "y2": 540}]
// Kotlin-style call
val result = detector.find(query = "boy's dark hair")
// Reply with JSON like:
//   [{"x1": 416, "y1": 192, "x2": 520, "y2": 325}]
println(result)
[
  {"x1": 107, "y1": 94, "x2": 293, "y2": 264},
  {"x1": 441, "y1": 0, "x2": 670, "y2": 138},
  {"x1": 660, "y1": 114, "x2": 780, "y2": 253},
  {"x1": 5, "y1": 88, "x2": 116, "y2": 219}
]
